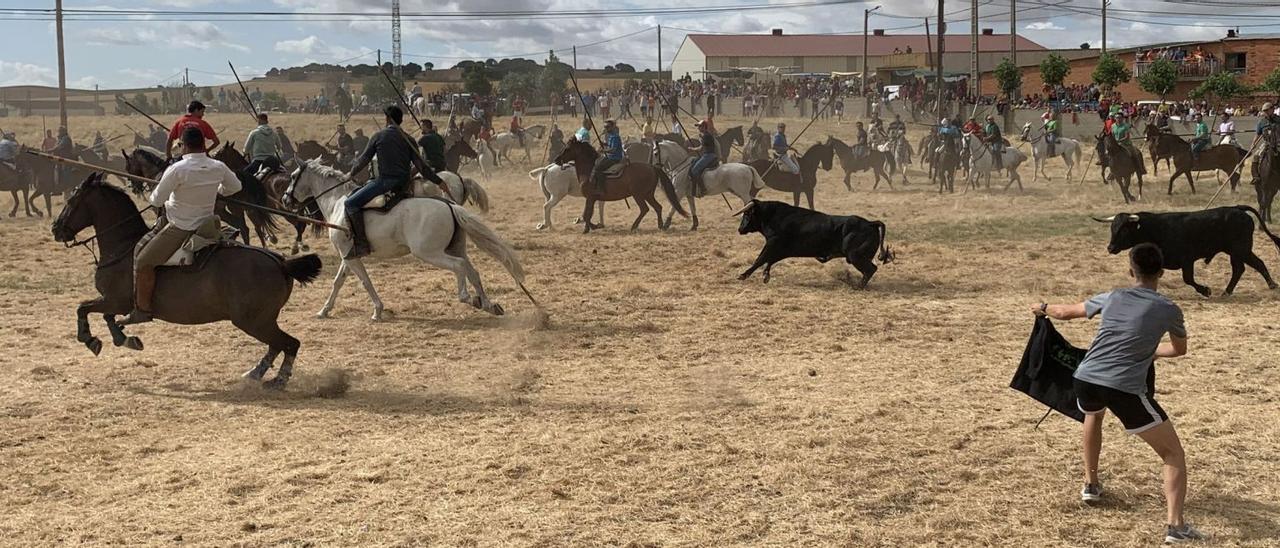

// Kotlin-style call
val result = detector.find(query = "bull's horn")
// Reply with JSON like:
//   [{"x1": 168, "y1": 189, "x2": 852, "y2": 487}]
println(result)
[
  {"x1": 730, "y1": 201, "x2": 756, "y2": 217},
  {"x1": 1091, "y1": 215, "x2": 1117, "y2": 223}
]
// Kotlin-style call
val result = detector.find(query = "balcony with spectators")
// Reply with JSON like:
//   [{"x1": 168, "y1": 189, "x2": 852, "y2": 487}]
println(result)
[{"x1": 1133, "y1": 45, "x2": 1225, "y2": 80}]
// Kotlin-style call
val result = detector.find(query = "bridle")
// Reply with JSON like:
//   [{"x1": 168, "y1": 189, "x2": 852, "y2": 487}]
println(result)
[
  {"x1": 56, "y1": 180, "x2": 153, "y2": 267},
  {"x1": 287, "y1": 161, "x2": 352, "y2": 206}
]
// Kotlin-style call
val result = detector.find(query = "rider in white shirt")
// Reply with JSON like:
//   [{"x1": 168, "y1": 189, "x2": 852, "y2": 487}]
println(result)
[{"x1": 1217, "y1": 113, "x2": 1236, "y2": 146}]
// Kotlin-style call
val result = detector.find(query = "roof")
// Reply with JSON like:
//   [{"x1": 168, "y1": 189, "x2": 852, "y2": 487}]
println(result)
[{"x1": 686, "y1": 33, "x2": 1046, "y2": 57}]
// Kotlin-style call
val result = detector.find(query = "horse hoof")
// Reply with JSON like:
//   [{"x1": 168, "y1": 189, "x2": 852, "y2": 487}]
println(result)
[
  {"x1": 301, "y1": 244, "x2": 310, "y2": 252},
  {"x1": 470, "y1": 296, "x2": 483, "y2": 309},
  {"x1": 264, "y1": 376, "x2": 289, "y2": 390},
  {"x1": 124, "y1": 336, "x2": 144, "y2": 351},
  {"x1": 242, "y1": 367, "x2": 266, "y2": 381},
  {"x1": 535, "y1": 224, "x2": 548, "y2": 230},
  {"x1": 488, "y1": 303, "x2": 505, "y2": 316},
  {"x1": 315, "y1": 310, "x2": 331, "y2": 319},
  {"x1": 86, "y1": 337, "x2": 103, "y2": 356}
]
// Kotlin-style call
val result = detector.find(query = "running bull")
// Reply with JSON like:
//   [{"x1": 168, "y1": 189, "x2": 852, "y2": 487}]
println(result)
[
  {"x1": 734, "y1": 199, "x2": 893, "y2": 288},
  {"x1": 1094, "y1": 205, "x2": 1280, "y2": 297}
]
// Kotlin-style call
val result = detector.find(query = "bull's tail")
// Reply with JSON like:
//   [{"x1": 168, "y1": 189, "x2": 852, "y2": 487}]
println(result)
[
  {"x1": 462, "y1": 177, "x2": 490, "y2": 213},
  {"x1": 453, "y1": 205, "x2": 527, "y2": 287},
  {"x1": 656, "y1": 168, "x2": 689, "y2": 219},
  {"x1": 873, "y1": 221, "x2": 894, "y2": 263},
  {"x1": 1237, "y1": 205, "x2": 1280, "y2": 252}
]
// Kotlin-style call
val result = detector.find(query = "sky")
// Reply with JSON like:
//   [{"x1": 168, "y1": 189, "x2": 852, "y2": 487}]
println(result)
[{"x1": 0, "y1": 0, "x2": 1276, "y2": 90}]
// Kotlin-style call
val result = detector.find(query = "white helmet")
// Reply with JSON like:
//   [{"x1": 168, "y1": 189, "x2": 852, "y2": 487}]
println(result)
[{"x1": 940, "y1": 118, "x2": 950, "y2": 126}]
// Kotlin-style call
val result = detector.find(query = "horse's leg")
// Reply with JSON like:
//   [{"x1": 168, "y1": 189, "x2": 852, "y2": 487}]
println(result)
[
  {"x1": 805, "y1": 188, "x2": 815, "y2": 210},
  {"x1": 291, "y1": 221, "x2": 306, "y2": 254},
  {"x1": 582, "y1": 197, "x2": 596, "y2": 233},
  {"x1": 103, "y1": 314, "x2": 143, "y2": 350},
  {"x1": 648, "y1": 192, "x2": 664, "y2": 231},
  {"x1": 7, "y1": 190, "x2": 16, "y2": 217},
  {"x1": 236, "y1": 318, "x2": 299, "y2": 388},
  {"x1": 343, "y1": 259, "x2": 386, "y2": 321},
  {"x1": 1186, "y1": 170, "x2": 1197, "y2": 194},
  {"x1": 76, "y1": 297, "x2": 108, "y2": 356},
  {"x1": 539, "y1": 190, "x2": 565, "y2": 230},
  {"x1": 242, "y1": 347, "x2": 280, "y2": 381},
  {"x1": 316, "y1": 261, "x2": 350, "y2": 318},
  {"x1": 630, "y1": 194, "x2": 650, "y2": 232},
  {"x1": 792, "y1": 191, "x2": 801, "y2": 207},
  {"x1": 843, "y1": 169, "x2": 852, "y2": 191},
  {"x1": 1168, "y1": 170, "x2": 1180, "y2": 195}
]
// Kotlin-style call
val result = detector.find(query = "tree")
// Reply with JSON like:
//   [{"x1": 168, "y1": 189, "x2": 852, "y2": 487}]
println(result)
[
  {"x1": 424, "y1": 62, "x2": 434, "y2": 71},
  {"x1": 993, "y1": 58, "x2": 1022, "y2": 99},
  {"x1": 131, "y1": 93, "x2": 152, "y2": 114},
  {"x1": 538, "y1": 52, "x2": 571, "y2": 99},
  {"x1": 1190, "y1": 71, "x2": 1249, "y2": 106},
  {"x1": 1136, "y1": 58, "x2": 1178, "y2": 102},
  {"x1": 1039, "y1": 53, "x2": 1070, "y2": 88},
  {"x1": 403, "y1": 62, "x2": 423, "y2": 78},
  {"x1": 359, "y1": 75, "x2": 405, "y2": 107},
  {"x1": 463, "y1": 65, "x2": 493, "y2": 96},
  {"x1": 614, "y1": 63, "x2": 636, "y2": 73},
  {"x1": 259, "y1": 91, "x2": 288, "y2": 111},
  {"x1": 500, "y1": 71, "x2": 537, "y2": 100},
  {"x1": 1091, "y1": 53, "x2": 1131, "y2": 92},
  {"x1": 1259, "y1": 67, "x2": 1280, "y2": 100},
  {"x1": 1079, "y1": 43, "x2": 1091, "y2": 50}
]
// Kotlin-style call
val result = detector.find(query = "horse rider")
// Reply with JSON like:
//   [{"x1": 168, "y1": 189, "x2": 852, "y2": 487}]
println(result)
[
  {"x1": 1043, "y1": 110, "x2": 1061, "y2": 157},
  {"x1": 1111, "y1": 112, "x2": 1146, "y2": 175},
  {"x1": 687, "y1": 120, "x2": 719, "y2": 195},
  {"x1": 119, "y1": 127, "x2": 242, "y2": 326},
  {"x1": 343, "y1": 105, "x2": 445, "y2": 260},
  {"x1": 512, "y1": 95, "x2": 527, "y2": 122},
  {"x1": 575, "y1": 118, "x2": 592, "y2": 143},
  {"x1": 852, "y1": 121, "x2": 869, "y2": 160},
  {"x1": 1217, "y1": 112, "x2": 1236, "y2": 147},
  {"x1": 772, "y1": 123, "x2": 799, "y2": 174},
  {"x1": 417, "y1": 119, "x2": 448, "y2": 174},
  {"x1": 937, "y1": 118, "x2": 960, "y2": 157},
  {"x1": 869, "y1": 112, "x2": 886, "y2": 142},
  {"x1": 1190, "y1": 114, "x2": 1211, "y2": 163},
  {"x1": 41, "y1": 129, "x2": 56, "y2": 152},
  {"x1": 91, "y1": 131, "x2": 107, "y2": 158},
  {"x1": 335, "y1": 124, "x2": 355, "y2": 168},
  {"x1": 591, "y1": 120, "x2": 625, "y2": 193},
  {"x1": 547, "y1": 124, "x2": 566, "y2": 163},
  {"x1": 165, "y1": 100, "x2": 219, "y2": 161},
  {"x1": 51, "y1": 126, "x2": 77, "y2": 186},
  {"x1": 509, "y1": 115, "x2": 525, "y2": 148},
  {"x1": 963, "y1": 117, "x2": 983, "y2": 137},
  {"x1": 984, "y1": 114, "x2": 1004, "y2": 170},
  {"x1": 0, "y1": 131, "x2": 18, "y2": 167},
  {"x1": 888, "y1": 114, "x2": 906, "y2": 146},
  {"x1": 352, "y1": 128, "x2": 369, "y2": 158},
  {"x1": 470, "y1": 100, "x2": 485, "y2": 123},
  {"x1": 276, "y1": 126, "x2": 296, "y2": 166},
  {"x1": 241, "y1": 113, "x2": 282, "y2": 180}
]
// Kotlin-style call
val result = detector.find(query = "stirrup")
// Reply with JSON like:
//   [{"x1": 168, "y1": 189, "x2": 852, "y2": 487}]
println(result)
[{"x1": 118, "y1": 309, "x2": 154, "y2": 325}]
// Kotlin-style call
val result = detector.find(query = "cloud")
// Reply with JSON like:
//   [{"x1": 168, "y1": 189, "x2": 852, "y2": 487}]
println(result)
[
  {"x1": 274, "y1": 35, "x2": 372, "y2": 62},
  {"x1": 1025, "y1": 22, "x2": 1065, "y2": 31},
  {"x1": 84, "y1": 22, "x2": 247, "y2": 52},
  {"x1": 0, "y1": 60, "x2": 57, "y2": 86}
]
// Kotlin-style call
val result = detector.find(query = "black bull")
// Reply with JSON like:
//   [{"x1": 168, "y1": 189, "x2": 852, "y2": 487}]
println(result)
[
  {"x1": 734, "y1": 200, "x2": 893, "y2": 288},
  {"x1": 1095, "y1": 205, "x2": 1280, "y2": 297}
]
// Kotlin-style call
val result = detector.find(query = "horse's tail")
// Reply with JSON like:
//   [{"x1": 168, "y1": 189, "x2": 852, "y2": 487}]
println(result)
[
  {"x1": 883, "y1": 149, "x2": 897, "y2": 176},
  {"x1": 528, "y1": 165, "x2": 550, "y2": 181},
  {"x1": 282, "y1": 253, "x2": 322, "y2": 285},
  {"x1": 453, "y1": 206, "x2": 526, "y2": 285},
  {"x1": 462, "y1": 177, "x2": 490, "y2": 213},
  {"x1": 1237, "y1": 205, "x2": 1280, "y2": 253},
  {"x1": 234, "y1": 173, "x2": 281, "y2": 238},
  {"x1": 749, "y1": 165, "x2": 766, "y2": 190},
  {"x1": 656, "y1": 168, "x2": 689, "y2": 218},
  {"x1": 1073, "y1": 140, "x2": 1083, "y2": 163}
]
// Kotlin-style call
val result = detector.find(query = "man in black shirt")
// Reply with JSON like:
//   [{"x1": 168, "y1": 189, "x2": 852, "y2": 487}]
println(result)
[
  {"x1": 343, "y1": 105, "x2": 445, "y2": 259},
  {"x1": 417, "y1": 119, "x2": 447, "y2": 173}
]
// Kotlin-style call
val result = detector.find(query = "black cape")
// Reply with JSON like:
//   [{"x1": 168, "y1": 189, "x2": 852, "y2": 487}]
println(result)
[{"x1": 1010, "y1": 317, "x2": 1087, "y2": 422}]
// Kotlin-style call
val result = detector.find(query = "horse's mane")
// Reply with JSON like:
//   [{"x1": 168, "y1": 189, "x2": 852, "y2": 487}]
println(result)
[
  {"x1": 133, "y1": 146, "x2": 165, "y2": 164},
  {"x1": 305, "y1": 158, "x2": 347, "y2": 180},
  {"x1": 826, "y1": 136, "x2": 850, "y2": 151}
]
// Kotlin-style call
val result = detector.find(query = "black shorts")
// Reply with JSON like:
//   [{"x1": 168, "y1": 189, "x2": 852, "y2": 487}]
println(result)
[{"x1": 1074, "y1": 378, "x2": 1169, "y2": 434}]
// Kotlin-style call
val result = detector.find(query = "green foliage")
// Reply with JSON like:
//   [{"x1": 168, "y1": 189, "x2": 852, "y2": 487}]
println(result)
[
  {"x1": 538, "y1": 52, "x2": 571, "y2": 99},
  {"x1": 359, "y1": 74, "x2": 406, "y2": 108},
  {"x1": 259, "y1": 91, "x2": 288, "y2": 111},
  {"x1": 131, "y1": 93, "x2": 152, "y2": 114},
  {"x1": 1136, "y1": 58, "x2": 1178, "y2": 100},
  {"x1": 1190, "y1": 70, "x2": 1249, "y2": 103},
  {"x1": 1038, "y1": 53, "x2": 1070, "y2": 88},
  {"x1": 500, "y1": 71, "x2": 537, "y2": 100},
  {"x1": 463, "y1": 65, "x2": 494, "y2": 96},
  {"x1": 1259, "y1": 67, "x2": 1280, "y2": 98},
  {"x1": 1091, "y1": 53, "x2": 1132, "y2": 91},
  {"x1": 993, "y1": 58, "x2": 1022, "y2": 98}
]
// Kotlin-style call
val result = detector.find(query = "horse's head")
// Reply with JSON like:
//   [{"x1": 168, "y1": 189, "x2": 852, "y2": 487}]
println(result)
[
  {"x1": 1020, "y1": 123, "x2": 1032, "y2": 141},
  {"x1": 449, "y1": 139, "x2": 478, "y2": 160},
  {"x1": 52, "y1": 173, "x2": 110, "y2": 242},
  {"x1": 284, "y1": 160, "x2": 313, "y2": 208},
  {"x1": 804, "y1": 142, "x2": 834, "y2": 171}
]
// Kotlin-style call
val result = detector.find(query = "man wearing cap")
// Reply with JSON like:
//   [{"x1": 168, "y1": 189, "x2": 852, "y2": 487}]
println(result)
[
  {"x1": 165, "y1": 100, "x2": 219, "y2": 160},
  {"x1": 343, "y1": 105, "x2": 443, "y2": 259},
  {"x1": 120, "y1": 127, "x2": 241, "y2": 325},
  {"x1": 687, "y1": 120, "x2": 718, "y2": 195},
  {"x1": 772, "y1": 123, "x2": 798, "y2": 174},
  {"x1": 590, "y1": 120, "x2": 624, "y2": 192},
  {"x1": 984, "y1": 115, "x2": 1004, "y2": 170}
]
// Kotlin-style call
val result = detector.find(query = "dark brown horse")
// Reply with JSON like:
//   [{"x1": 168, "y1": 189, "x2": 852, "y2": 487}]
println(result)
[
  {"x1": 1149, "y1": 132, "x2": 1246, "y2": 195},
  {"x1": 51, "y1": 173, "x2": 321, "y2": 388},
  {"x1": 826, "y1": 137, "x2": 895, "y2": 190},
  {"x1": 123, "y1": 146, "x2": 279, "y2": 247},
  {"x1": 1144, "y1": 124, "x2": 1175, "y2": 175},
  {"x1": 0, "y1": 156, "x2": 33, "y2": 217},
  {"x1": 25, "y1": 149, "x2": 96, "y2": 217},
  {"x1": 445, "y1": 138, "x2": 478, "y2": 173},
  {"x1": 552, "y1": 139, "x2": 686, "y2": 232},
  {"x1": 1099, "y1": 133, "x2": 1144, "y2": 203},
  {"x1": 295, "y1": 140, "x2": 341, "y2": 168},
  {"x1": 747, "y1": 142, "x2": 833, "y2": 209},
  {"x1": 212, "y1": 143, "x2": 316, "y2": 253},
  {"x1": 1253, "y1": 129, "x2": 1280, "y2": 222}
]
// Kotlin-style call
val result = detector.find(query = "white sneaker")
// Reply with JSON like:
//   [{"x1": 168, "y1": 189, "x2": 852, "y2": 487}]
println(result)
[{"x1": 1080, "y1": 483, "x2": 1103, "y2": 503}]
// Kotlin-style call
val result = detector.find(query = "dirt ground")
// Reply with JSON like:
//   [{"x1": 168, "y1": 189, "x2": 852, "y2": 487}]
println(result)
[{"x1": 2, "y1": 113, "x2": 1278, "y2": 547}]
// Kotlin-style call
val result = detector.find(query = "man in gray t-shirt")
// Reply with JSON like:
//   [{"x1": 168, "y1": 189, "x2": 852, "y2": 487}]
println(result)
[{"x1": 1033, "y1": 243, "x2": 1205, "y2": 543}]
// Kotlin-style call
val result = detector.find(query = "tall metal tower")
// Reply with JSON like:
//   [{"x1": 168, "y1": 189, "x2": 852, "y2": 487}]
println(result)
[{"x1": 391, "y1": 0, "x2": 403, "y2": 78}]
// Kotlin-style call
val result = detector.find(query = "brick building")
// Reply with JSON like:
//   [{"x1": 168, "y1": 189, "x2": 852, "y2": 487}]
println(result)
[{"x1": 979, "y1": 32, "x2": 1280, "y2": 103}]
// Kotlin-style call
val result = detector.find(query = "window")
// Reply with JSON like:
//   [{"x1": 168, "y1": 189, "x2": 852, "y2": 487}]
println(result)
[{"x1": 1225, "y1": 52, "x2": 1247, "y2": 72}]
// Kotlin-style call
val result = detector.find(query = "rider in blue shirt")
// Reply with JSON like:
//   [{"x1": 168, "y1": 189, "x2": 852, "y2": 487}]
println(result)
[
  {"x1": 773, "y1": 122, "x2": 799, "y2": 174},
  {"x1": 590, "y1": 120, "x2": 624, "y2": 192},
  {"x1": 689, "y1": 120, "x2": 719, "y2": 193}
]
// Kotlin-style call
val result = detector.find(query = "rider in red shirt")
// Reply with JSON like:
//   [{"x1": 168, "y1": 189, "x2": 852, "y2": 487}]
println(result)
[
  {"x1": 165, "y1": 100, "x2": 219, "y2": 160},
  {"x1": 963, "y1": 117, "x2": 984, "y2": 139},
  {"x1": 509, "y1": 115, "x2": 525, "y2": 147}
]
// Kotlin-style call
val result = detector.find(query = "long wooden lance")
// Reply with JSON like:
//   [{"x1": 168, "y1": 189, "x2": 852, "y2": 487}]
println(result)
[
  {"x1": 379, "y1": 65, "x2": 423, "y2": 133},
  {"x1": 650, "y1": 81, "x2": 729, "y2": 209},
  {"x1": 228, "y1": 61, "x2": 260, "y2": 120},
  {"x1": 23, "y1": 148, "x2": 348, "y2": 232},
  {"x1": 123, "y1": 100, "x2": 169, "y2": 132},
  {"x1": 569, "y1": 70, "x2": 629, "y2": 209}
]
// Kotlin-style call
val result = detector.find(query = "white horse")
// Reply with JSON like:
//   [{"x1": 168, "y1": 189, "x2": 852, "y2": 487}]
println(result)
[
  {"x1": 285, "y1": 159, "x2": 529, "y2": 320},
  {"x1": 649, "y1": 140, "x2": 765, "y2": 230},
  {"x1": 963, "y1": 133, "x2": 1028, "y2": 191},
  {"x1": 491, "y1": 125, "x2": 546, "y2": 164},
  {"x1": 473, "y1": 138, "x2": 498, "y2": 181},
  {"x1": 527, "y1": 162, "x2": 605, "y2": 230},
  {"x1": 412, "y1": 96, "x2": 429, "y2": 117},
  {"x1": 1020, "y1": 123, "x2": 1082, "y2": 182}
]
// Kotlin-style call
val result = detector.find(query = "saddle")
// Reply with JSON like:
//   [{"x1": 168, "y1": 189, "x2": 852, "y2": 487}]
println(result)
[
  {"x1": 162, "y1": 218, "x2": 241, "y2": 268},
  {"x1": 362, "y1": 175, "x2": 457, "y2": 212},
  {"x1": 603, "y1": 158, "x2": 630, "y2": 179}
]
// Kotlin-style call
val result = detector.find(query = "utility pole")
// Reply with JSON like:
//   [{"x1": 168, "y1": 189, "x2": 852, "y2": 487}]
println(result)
[
  {"x1": 573, "y1": 45, "x2": 578, "y2": 70},
  {"x1": 925, "y1": 18, "x2": 933, "y2": 71},
  {"x1": 184, "y1": 67, "x2": 190, "y2": 88},
  {"x1": 391, "y1": 0, "x2": 403, "y2": 78},
  {"x1": 1010, "y1": 0, "x2": 1017, "y2": 66},
  {"x1": 936, "y1": 0, "x2": 946, "y2": 120},
  {"x1": 377, "y1": 48, "x2": 382, "y2": 67},
  {"x1": 970, "y1": 0, "x2": 979, "y2": 102},
  {"x1": 55, "y1": 0, "x2": 68, "y2": 129},
  {"x1": 657, "y1": 25, "x2": 662, "y2": 80},
  {"x1": 863, "y1": 5, "x2": 880, "y2": 118},
  {"x1": 1101, "y1": 0, "x2": 1108, "y2": 54}
]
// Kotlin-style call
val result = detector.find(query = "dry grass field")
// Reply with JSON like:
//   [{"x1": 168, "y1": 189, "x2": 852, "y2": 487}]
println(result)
[{"x1": 1, "y1": 112, "x2": 1278, "y2": 546}]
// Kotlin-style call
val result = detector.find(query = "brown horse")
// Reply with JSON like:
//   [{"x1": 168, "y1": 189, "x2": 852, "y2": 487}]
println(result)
[
  {"x1": 1253, "y1": 129, "x2": 1280, "y2": 222},
  {"x1": 295, "y1": 140, "x2": 341, "y2": 167},
  {"x1": 1149, "y1": 132, "x2": 1246, "y2": 195},
  {"x1": 25, "y1": 148, "x2": 96, "y2": 217},
  {"x1": 445, "y1": 138, "x2": 478, "y2": 173},
  {"x1": 212, "y1": 143, "x2": 316, "y2": 253},
  {"x1": 51, "y1": 173, "x2": 321, "y2": 388},
  {"x1": 1099, "y1": 133, "x2": 1144, "y2": 203},
  {"x1": 1144, "y1": 124, "x2": 1175, "y2": 175},
  {"x1": 826, "y1": 137, "x2": 895, "y2": 190},
  {"x1": 747, "y1": 142, "x2": 834, "y2": 209},
  {"x1": 0, "y1": 156, "x2": 33, "y2": 217},
  {"x1": 553, "y1": 139, "x2": 686, "y2": 232}
]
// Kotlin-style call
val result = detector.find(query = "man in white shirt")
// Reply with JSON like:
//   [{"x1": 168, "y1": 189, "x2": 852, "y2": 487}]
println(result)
[
  {"x1": 1217, "y1": 112, "x2": 1236, "y2": 146},
  {"x1": 120, "y1": 127, "x2": 242, "y2": 325}
]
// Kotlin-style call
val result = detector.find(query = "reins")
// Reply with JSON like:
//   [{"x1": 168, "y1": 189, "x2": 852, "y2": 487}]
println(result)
[{"x1": 64, "y1": 204, "x2": 154, "y2": 267}]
